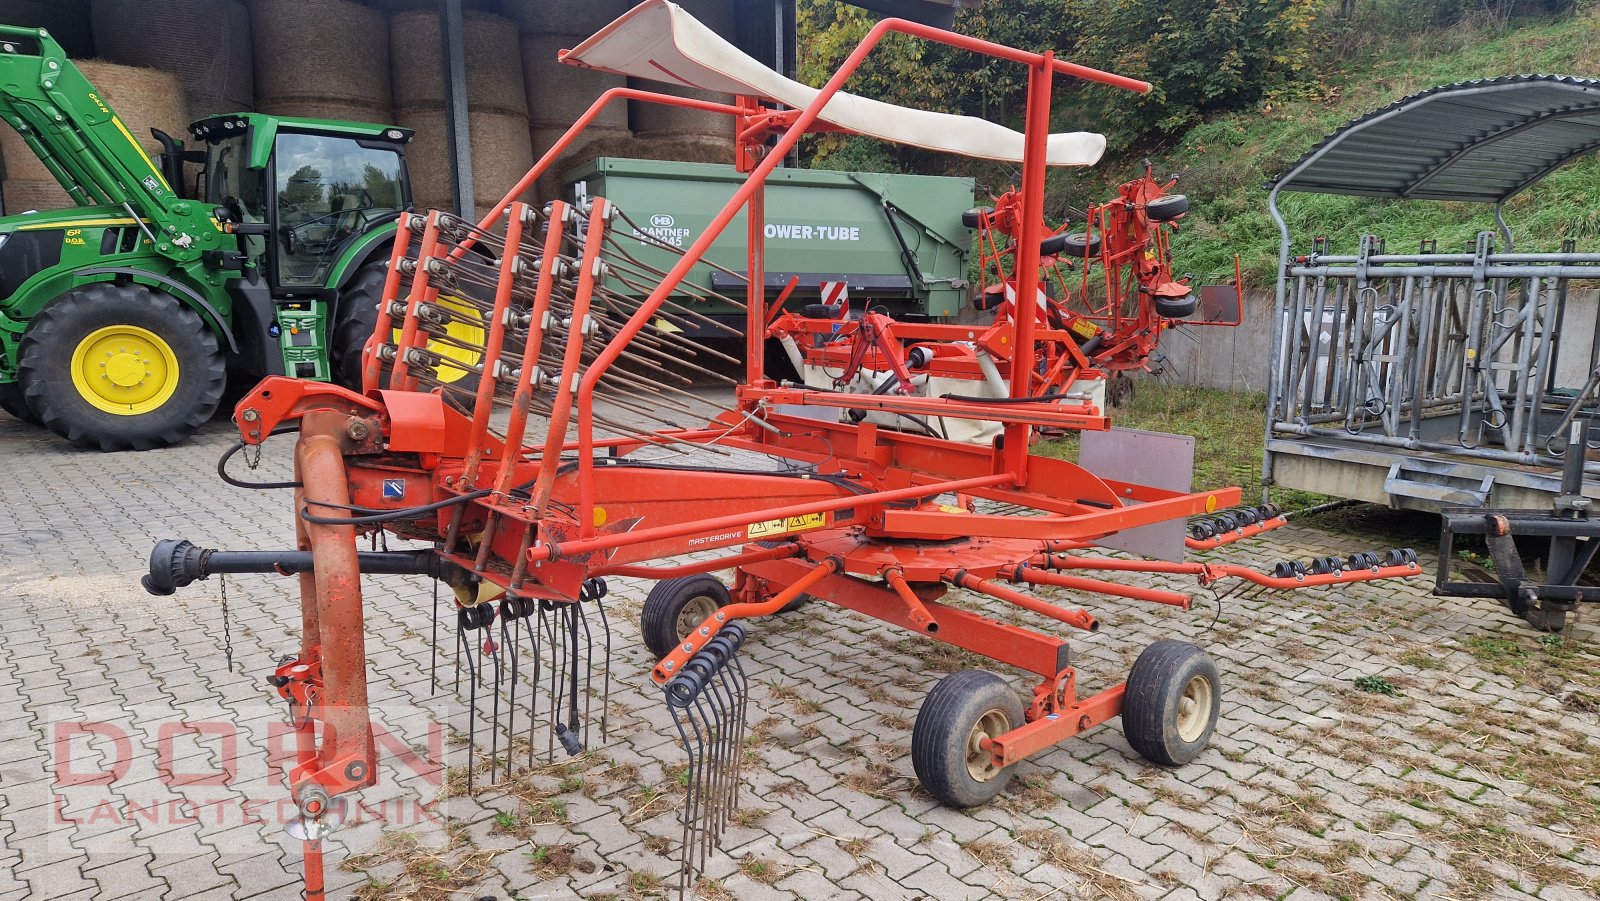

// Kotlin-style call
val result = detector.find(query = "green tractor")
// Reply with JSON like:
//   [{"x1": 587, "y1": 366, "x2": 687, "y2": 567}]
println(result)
[{"x1": 0, "y1": 25, "x2": 472, "y2": 450}]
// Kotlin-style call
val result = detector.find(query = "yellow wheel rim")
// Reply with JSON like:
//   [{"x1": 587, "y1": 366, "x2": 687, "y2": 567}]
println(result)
[
  {"x1": 70, "y1": 324, "x2": 180, "y2": 416},
  {"x1": 391, "y1": 294, "x2": 485, "y2": 385}
]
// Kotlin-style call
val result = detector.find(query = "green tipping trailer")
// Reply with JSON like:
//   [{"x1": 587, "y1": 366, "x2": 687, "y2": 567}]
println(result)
[{"x1": 564, "y1": 158, "x2": 973, "y2": 331}]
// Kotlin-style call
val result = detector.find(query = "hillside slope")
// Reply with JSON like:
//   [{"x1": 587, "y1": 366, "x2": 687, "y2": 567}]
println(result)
[{"x1": 1152, "y1": 4, "x2": 1600, "y2": 287}]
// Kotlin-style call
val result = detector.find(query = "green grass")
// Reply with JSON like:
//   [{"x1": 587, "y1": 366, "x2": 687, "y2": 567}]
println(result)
[
  {"x1": 1038, "y1": 379, "x2": 1326, "y2": 506},
  {"x1": 1039, "y1": 5, "x2": 1600, "y2": 288}
]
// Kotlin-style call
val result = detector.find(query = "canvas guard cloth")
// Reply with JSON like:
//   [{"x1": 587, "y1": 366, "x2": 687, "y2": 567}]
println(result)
[{"x1": 561, "y1": 0, "x2": 1107, "y2": 167}]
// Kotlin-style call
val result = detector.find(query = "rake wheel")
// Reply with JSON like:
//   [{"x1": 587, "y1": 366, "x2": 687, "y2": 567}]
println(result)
[
  {"x1": 912, "y1": 670, "x2": 1024, "y2": 807},
  {"x1": 1122, "y1": 640, "x2": 1220, "y2": 766},
  {"x1": 640, "y1": 575, "x2": 731, "y2": 661}
]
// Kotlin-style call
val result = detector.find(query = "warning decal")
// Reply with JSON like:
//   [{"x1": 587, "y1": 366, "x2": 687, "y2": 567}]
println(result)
[{"x1": 747, "y1": 512, "x2": 830, "y2": 539}]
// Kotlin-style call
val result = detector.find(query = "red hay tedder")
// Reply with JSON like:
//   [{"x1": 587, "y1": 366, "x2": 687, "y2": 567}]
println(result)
[{"x1": 142, "y1": 2, "x2": 1420, "y2": 896}]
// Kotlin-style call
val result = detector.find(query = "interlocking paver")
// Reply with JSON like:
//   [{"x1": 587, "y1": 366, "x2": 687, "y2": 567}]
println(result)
[{"x1": 3, "y1": 408, "x2": 1598, "y2": 901}]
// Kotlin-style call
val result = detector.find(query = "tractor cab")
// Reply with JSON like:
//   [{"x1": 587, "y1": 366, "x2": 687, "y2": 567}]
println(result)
[{"x1": 190, "y1": 114, "x2": 412, "y2": 293}]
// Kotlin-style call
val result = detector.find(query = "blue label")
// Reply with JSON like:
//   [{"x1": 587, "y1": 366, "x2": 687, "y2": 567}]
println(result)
[{"x1": 382, "y1": 479, "x2": 406, "y2": 500}]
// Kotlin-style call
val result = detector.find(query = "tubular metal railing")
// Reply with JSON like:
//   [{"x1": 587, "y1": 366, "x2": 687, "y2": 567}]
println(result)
[{"x1": 1267, "y1": 232, "x2": 1600, "y2": 470}]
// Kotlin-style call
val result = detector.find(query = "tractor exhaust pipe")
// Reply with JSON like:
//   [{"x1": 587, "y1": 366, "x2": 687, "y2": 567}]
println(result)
[{"x1": 142, "y1": 538, "x2": 445, "y2": 595}]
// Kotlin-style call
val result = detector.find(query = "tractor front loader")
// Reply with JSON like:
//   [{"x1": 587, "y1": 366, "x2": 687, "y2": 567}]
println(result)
[{"x1": 0, "y1": 25, "x2": 471, "y2": 451}]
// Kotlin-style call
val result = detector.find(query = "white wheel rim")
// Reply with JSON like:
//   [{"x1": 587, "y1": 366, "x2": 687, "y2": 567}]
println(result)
[
  {"x1": 675, "y1": 594, "x2": 720, "y2": 642},
  {"x1": 1175, "y1": 674, "x2": 1213, "y2": 742},
  {"x1": 965, "y1": 709, "x2": 1010, "y2": 782}
]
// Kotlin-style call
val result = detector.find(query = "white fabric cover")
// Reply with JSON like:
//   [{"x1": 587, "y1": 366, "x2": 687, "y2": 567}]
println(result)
[{"x1": 563, "y1": 0, "x2": 1106, "y2": 167}]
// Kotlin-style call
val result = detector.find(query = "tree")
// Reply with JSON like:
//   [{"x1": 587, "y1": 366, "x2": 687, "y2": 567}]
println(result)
[{"x1": 1067, "y1": 0, "x2": 1322, "y2": 149}]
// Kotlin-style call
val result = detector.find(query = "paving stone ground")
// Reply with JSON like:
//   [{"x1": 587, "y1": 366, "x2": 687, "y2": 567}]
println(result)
[{"x1": 1, "y1": 409, "x2": 1597, "y2": 901}]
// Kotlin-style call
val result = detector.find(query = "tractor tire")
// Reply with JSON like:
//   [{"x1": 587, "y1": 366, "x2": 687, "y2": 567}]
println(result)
[
  {"x1": 330, "y1": 261, "x2": 485, "y2": 396},
  {"x1": 0, "y1": 381, "x2": 39, "y2": 424},
  {"x1": 1122, "y1": 640, "x2": 1221, "y2": 766},
  {"x1": 912, "y1": 670, "x2": 1024, "y2": 808},
  {"x1": 329, "y1": 260, "x2": 388, "y2": 391},
  {"x1": 1145, "y1": 194, "x2": 1189, "y2": 222},
  {"x1": 640, "y1": 574, "x2": 732, "y2": 661},
  {"x1": 18, "y1": 283, "x2": 225, "y2": 451}
]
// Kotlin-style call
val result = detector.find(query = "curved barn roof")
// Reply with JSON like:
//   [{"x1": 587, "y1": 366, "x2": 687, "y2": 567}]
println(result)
[{"x1": 1268, "y1": 75, "x2": 1600, "y2": 202}]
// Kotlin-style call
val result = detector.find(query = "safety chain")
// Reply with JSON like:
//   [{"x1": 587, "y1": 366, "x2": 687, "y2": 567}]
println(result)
[{"x1": 220, "y1": 573, "x2": 235, "y2": 673}]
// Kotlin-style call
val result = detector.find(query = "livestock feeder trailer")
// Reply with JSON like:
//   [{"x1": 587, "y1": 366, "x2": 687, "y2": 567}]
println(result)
[{"x1": 1264, "y1": 76, "x2": 1600, "y2": 630}]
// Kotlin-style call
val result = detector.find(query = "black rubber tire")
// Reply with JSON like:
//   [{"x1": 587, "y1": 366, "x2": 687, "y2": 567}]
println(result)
[
  {"x1": 961, "y1": 207, "x2": 993, "y2": 229},
  {"x1": 329, "y1": 260, "x2": 388, "y2": 391},
  {"x1": 640, "y1": 574, "x2": 732, "y2": 661},
  {"x1": 1122, "y1": 640, "x2": 1221, "y2": 766},
  {"x1": 18, "y1": 284, "x2": 225, "y2": 451},
  {"x1": 1107, "y1": 375, "x2": 1135, "y2": 409},
  {"x1": 1145, "y1": 194, "x2": 1189, "y2": 222},
  {"x1": 1038, "y1": 233, "x2": 1069, "y2": 257},
  {"x1": 331, "y1": 261, "x2": 483, "y2": 396},
  {"x1": 1154, "y1": 292, "x2": 1197, "y2": 319},
  {"x1": 911, "y1": 670, "x2": 1024, "y2": 808},
  {"x1": 0, "y1": 381, "x2": 39, "y2": 424}
]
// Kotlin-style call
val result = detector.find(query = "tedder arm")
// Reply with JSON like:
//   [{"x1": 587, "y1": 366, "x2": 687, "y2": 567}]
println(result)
[{"x1": 0, "y1": 26, "x2": 224, "y2": 261}]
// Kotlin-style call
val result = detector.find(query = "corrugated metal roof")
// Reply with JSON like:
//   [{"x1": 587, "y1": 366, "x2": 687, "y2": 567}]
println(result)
[{"x1": 1268, "y1": 75, "x2": 1600, "y2": 202}]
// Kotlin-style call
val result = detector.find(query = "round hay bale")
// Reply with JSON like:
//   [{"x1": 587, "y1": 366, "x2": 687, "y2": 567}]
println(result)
[
  {"x1": 90, "y1": 0, "x2": 254, "y2": 116},
  {"x1": 1, "y1": 61, "x2": 188, "y2": 209},
  {"x1": 626, "y1": 1, "x2": 734, "y2": 149},
  {"x1": 250, "y1": 0, "x2": 390, "y2": 116},
  {"x1": 365, "y1": 0, "x2": 491, "y2": 11},
  {"x1": 503, "y1": 0, "x2": 630, "y2": 37},
  {"x1": 529, "y1": 125, "x2": 632, "y2": 206},
  {"x1": 521, "y1": 33, "x2": 627, "y2": 132},
  {"x1": 396, "y1": 105, "x2": 533, "y2": 219},
  {"x1": 390, "y1": 9, "x2": 527, "y2": 117},
  {"x1": 256, "y1": 98, "x2": 392, "y2": 125},
  {"x1": 395, "y1": 105, "x2": 451, "y2": 213},
  {"x1": 469, "y1": 109, "x2": 534, "y2": 218},
  {"x1": 2, "y1": 178, "x2": 74, "y2": 214},
  {"x1": 0, "y1": 0, "x2": 94, "y2": 57}
]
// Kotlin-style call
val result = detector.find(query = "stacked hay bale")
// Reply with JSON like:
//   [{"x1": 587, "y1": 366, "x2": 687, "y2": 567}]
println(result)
[
  {"x1": 391, "y1": 8, "x2": 532, "y2": 217},
  {"x1": 520, "y1": 0, "x2": 632, "y2": 204},
  {"x1": 0, "y1": 0, "x2": 95, "y2": 56},
  {"x1": 1, "y1": 62, "x2": 187, "y2": 213},
  {"x1": 250, "y1": 0, "x2": 391, "y2": 125},
  {"x1": 626, "y1": 0, "x2": 734, "y2": 164},
  {"x1": 89, "y1": 0, "x2": 253, "y2": 117}
]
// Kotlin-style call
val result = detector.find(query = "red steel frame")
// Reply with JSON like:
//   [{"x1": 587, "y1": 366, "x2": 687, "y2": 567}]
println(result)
[{"x1": 228, "y1": 11, "x2": 1422, "y2": 892}]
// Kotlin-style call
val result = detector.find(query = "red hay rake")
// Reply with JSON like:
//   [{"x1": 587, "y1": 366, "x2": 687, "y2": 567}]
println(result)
[{"x1": 143, "y1": 3, "x2": 1420, "y2": 896}]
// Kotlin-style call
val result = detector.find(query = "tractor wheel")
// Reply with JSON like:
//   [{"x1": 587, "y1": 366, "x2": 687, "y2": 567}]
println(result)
[
  {"x1": 0, "y1": 381, "x2": 39, "y2": 424},
  {"x1": 329, "y1": 261, "x2": 485, "y2": 395},
  {"x1": 1122, "y1": 640, "x2": 1220, "y2": 766},
  {"x1": 640, "y1": 575, "x2": 731, "y2": 661},
  {"x1": 18, "y1": 284, "x2": 225, "y2": 451},
  {"x1": 329, "y1": 261, "x2": 388, "y2": 391},
  {"x1": 911, "y1": 670, "x2": 1024, "y2": 808},
  {"x1": 1145, "y1": 194, "x2": 1189, "y2": 222}
]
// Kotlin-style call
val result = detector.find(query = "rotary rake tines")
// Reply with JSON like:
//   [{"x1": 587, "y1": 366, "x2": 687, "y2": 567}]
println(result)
[
  {"x1": 661, "y1": 621, "x2": 750, "y2": 901},
  {"x1": 380, "y1": 200, "x2": 751, "y2": 462},
  {"x1": 449, "y1": 578, "x2": 612, "y2": 793}
]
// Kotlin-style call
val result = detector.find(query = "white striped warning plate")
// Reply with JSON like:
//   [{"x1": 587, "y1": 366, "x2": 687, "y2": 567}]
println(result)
[{"x1": 820, "y1": 280, "x2": 849, "y2": 306}]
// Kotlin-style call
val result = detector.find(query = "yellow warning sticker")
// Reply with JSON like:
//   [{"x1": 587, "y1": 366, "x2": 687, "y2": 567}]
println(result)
[{"x1": 747, "y1": 512, "x2": 830, "y2": 539}]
